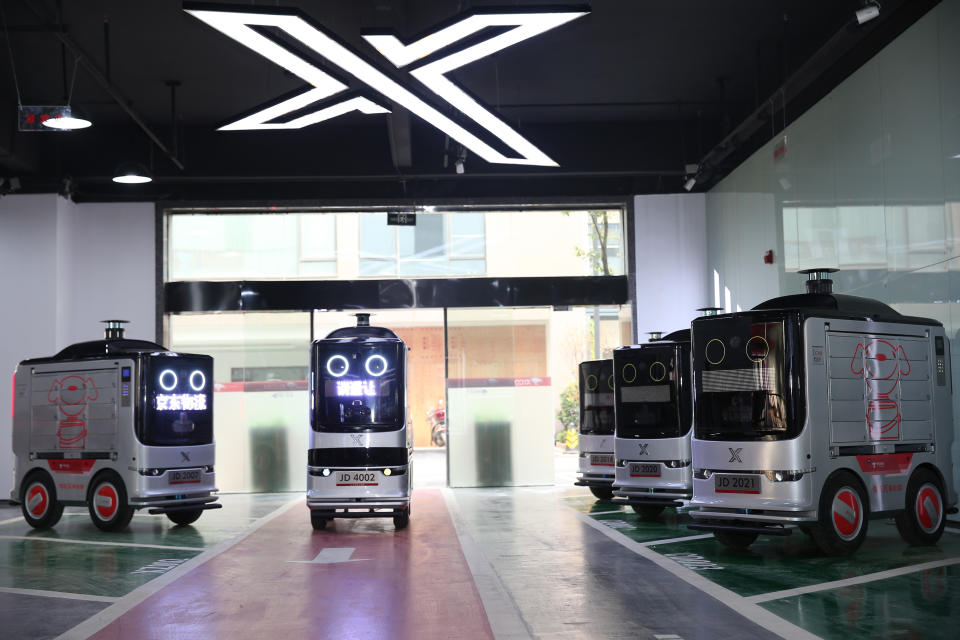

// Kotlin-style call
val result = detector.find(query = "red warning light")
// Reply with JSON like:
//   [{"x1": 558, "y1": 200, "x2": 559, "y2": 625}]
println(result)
[{"x1": 763, "y1": 250, "x2": 774, "y2": 264}]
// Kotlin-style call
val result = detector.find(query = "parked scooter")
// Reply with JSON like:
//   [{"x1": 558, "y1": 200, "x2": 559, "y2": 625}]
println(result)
[{"x1": 428, "y1": 402, "x2": 446, "y2": 447}]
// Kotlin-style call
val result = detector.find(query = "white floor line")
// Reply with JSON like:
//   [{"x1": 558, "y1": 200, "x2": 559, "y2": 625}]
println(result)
[
  {"x1": 56, "y1": 494, "x2": 304, "y2": 640},
  {"x1": 747, "y1": 556, "x2": 960, "y2": 604},
  {"x1": 639, "y1": 533, "x2": 713, "y2": 546},
  {"x1": 568, "y1": 507, "x2": 820, "y2": 640},
  {"x1": 582, "y1": 509, "x2": 626, "y2": 516},
  {"x1": 0, "y1": 586, "x2": 119, "y2": 603},
  {"x1": 442, "y1": 488, "x2": 533, "y2": 640},
  {"x1": 0, "y1": 535, "x2": 202, "y2": 552},
  {"x1": 0, "y1": 515, "x2": 25, "y2": 526}
]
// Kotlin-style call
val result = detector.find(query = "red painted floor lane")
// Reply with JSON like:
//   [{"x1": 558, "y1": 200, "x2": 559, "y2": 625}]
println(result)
[{"x1": 89, "y1": 489, "x2": 493, "y2": 640}]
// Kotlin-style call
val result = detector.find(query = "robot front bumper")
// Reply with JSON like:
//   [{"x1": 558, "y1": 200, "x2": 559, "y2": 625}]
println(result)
[
  {"x1": 610, "y1": 462, "x2": 691, "y2": 507},
  {"x1": 132, "y1": 468, "x2": 221, "y2": 515},
  {"x1": 574, "y1": 454, "x2": 615, "y2": 488},
  {"x1": 686, "y1": 474, "x2": 816, "y2": 535},
  {"x1": 307, "y1": 465, "x2": 410, "y2": 514}
]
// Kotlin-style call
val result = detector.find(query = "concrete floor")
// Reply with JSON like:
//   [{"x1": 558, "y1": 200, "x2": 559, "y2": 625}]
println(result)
[{"x1": 2, "y1": 450, "x2": 958, "y2": 639}]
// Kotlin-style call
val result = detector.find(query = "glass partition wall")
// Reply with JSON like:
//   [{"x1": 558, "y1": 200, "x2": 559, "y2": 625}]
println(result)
[{"x1": 165, "y1": 207, "x2": 631, "y2": 491}]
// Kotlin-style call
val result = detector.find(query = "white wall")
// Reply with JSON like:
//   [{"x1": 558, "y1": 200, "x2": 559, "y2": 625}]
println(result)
[
  {"x1": 0, "y1": 194, "x2": 155, "y2": 501},
  {"x1": 632, "y1": 194, "x2": 708, "y2": 342}
]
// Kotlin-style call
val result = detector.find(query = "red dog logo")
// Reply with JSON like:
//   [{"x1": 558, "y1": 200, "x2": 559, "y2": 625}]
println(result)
[
  {"x1": 49, "y1": 376, "x2": 98, "y2": 449},
  {"x1": 850, "y1": 340, "x2": 910, "y2": 440}
]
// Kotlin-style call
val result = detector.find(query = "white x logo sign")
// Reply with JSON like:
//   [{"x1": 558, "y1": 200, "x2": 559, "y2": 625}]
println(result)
[{"x1": 185, "y1": 4, "x2": 589, "y2": 167}]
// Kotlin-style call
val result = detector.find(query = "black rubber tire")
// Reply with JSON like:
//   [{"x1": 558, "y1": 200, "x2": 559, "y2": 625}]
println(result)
[
  {"x1": 20, "y1": 472, "x2": 64, "y2": 529},
  {"x1": 589, "y1": 486, "x2": 615, "y2": 501},
  {"x1": 393, "y1": 512, "x2": 410, "y2": 530},
  {"x1": 311, "y1": 511, "x2": 329, "y2": 530},
  {"x1": 713, "y1": 529, "x2": 758, "y2": 549},
  {"x1": 166, "y1": 509, "x2": 203, "y2": 527},
  {"x1": 88, "y1": 473, "x2": 135, "y2": 532},
  {"x1": 632, "y1": 504, "x2": 666, "y2": 520},
  {"x1": 811, "y1": 471, "x2": 869, "y2": 556},
  {"x1": 895, "y1": 468, "x2": 946, "y2": 546}
]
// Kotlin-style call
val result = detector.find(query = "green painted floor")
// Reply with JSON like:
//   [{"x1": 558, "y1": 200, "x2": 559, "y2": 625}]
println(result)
[
  {"x1": 567, "y1": 493, "x2": 960, "y2": 640},
  {"x1": 0, "y1": 493, "x2": 297, "y2": 599}
]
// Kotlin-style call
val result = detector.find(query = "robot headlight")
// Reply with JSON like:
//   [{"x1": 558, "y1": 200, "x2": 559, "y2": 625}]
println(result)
[
  {"x1": 365, "y1": 354, "x2": 388, "y2": 377},
  {"x1": 326, "y1": 355, "x2": 349, "y2": 378},
  {"x1": 189, "y1": 370, "x2": 206, "y2": 392},
  {"x1": 159, "y1": 369, "x2": 178, "y2": 391}
]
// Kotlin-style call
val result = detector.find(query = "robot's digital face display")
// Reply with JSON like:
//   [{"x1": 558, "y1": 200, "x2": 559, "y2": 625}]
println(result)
[
  {"x1": 579, "y1": 360, "x2": 615, "y2": 435},
  {"x1": 316, "y1": 342, "x2": 404, "y2": 430},
  {"x1": 615, "y1": 345, "x2": 684, "y2": 438},
  {"x1": 141, "y1": 356, "x2": 214, "y2": 446},
  {"x1": 694, "y1": 317, "x2": 798, "y2": 441}
]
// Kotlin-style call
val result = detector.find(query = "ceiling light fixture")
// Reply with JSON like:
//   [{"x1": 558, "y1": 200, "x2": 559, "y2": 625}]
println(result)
[
  {"x1": 185, "y1": 4, "x2": 588, "y2": 167},
  {"x1": 112, "y1": 162, "x2": 152, "y2": 184},
  {"x1": 41, "y1": 56, "x2": 92, "y2": 130},
  {"x1": 683, "y1": 177, "x2": 696, "y2": 192},
  {"x1": 855, "y1": 1, "x2": 881, "y2": 25},
  {"x1": 41, "y1": 106, "x2": 92, "y2": 130}
]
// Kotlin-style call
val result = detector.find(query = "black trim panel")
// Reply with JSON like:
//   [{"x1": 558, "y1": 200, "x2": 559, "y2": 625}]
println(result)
[
  {"x1": 308, "y1": 447, "x2": 408, "y2": 468},
  {"x1": 165, "y1": 276, "x2": 629, "y2": 313}
]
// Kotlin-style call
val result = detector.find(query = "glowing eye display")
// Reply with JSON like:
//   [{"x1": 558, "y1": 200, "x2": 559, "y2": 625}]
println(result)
[
  {"x1": 365, "y1": 355, "x2": 387, "y2": 377},
  {"x1": 585, "y1": 374, "x2": 598, "y2": 391},
  {"x1": 705, "y1": 339, "x2": 726, "y2": 365},
  {"x1": 746, "y1": 336, "x2": 770, "y2": 362},
  {"x1": 326, "y1": 355, "x2": 349, "y2": 377},
  {"x1": 189, "y1": 370, "x2": 207, "y2": 391},
  {"x1": 649, "y1": 361, "x2": 667, "y2": 382},
  {"x1": 159, "y1": 369, "x2": 178, "y2": 391}
]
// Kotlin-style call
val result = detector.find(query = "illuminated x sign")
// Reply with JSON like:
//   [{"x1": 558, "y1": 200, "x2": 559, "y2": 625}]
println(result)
[{"x1": 185, "y1": 3, "x2": 589, "y2": 167}]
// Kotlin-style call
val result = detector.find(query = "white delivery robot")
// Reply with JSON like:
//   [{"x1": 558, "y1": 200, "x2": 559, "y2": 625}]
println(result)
[
  {"x1": 307, "y1": 314, "x2": 412, "y2": 530},
  {"x1": 11, "y1": 321, "x2": 220, "y2": 531},
  {"x1": 611, "y1": 328, "x2": 694, "y2": 518},
  {"x1": 688, "y1": 269, "x2": 958, "y2": 555},
  {"x1": 574, "y1": 359, "x2": 616, "y2": 500}
]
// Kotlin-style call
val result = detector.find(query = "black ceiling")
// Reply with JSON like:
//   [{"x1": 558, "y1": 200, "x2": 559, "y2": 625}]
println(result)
[{"x1": 0, "y1": 0, "x2": 936, "y2": 203}]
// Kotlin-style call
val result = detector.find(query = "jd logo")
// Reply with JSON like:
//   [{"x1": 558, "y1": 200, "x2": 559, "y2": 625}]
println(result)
[
  {"x1": 350, "y1": 434, "x2": 364, "y2": 447},
  {"x1": 180, "y1": 451, "x2": 191, "y2": 463},
  {"x1": 728, "y1": 448, "x2": 743, "y2": 463},
  {"x1": 637, "y1": 444, "x2": 649, "y2": 456},
  {"x1": 185, "y1": 4, "x2": 588, "y2": 166}
]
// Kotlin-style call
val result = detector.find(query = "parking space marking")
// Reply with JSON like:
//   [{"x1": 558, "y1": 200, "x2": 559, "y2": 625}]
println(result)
[
  {"x1": 0, "y1": 516, "x2": 25, "y2": 526},
  {"x1": 55, "y1": 494, "x2": 303, "y2": 640},
  {"x1": 639, "y1": 534, "x2": 713, "y2": 546},
  {"x1": 0, "y1": 586, "x2": 119, "y2": 603},
  {"x1": 747, "y1": 556, "x2": 960, "y2": 604},
  {"x1": 0, "y1": 534, "x2": 202, "y2": 552},
  {"x1": 569, "y1": 506, "x2": 820, "y2": 640},
  {"x1": 585, "y1": 509, "x2": 627, "y2": 516}
]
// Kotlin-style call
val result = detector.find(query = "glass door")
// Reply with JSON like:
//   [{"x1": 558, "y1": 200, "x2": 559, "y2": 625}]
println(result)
[{"x1": 445, "y1": 307, "x2": 556, "y2": 487}]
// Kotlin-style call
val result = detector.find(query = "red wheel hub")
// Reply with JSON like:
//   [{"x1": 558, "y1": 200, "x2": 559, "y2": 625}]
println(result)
[
  {"x1": 916, "y1": 484, "x2": 942, "y2": 533},
  {"x1": 26, "y1": 484, "x2": 48, "y2": 518},
  {"x1": 94, "y1": 483, "x2": 119, "y2": 520},
  {"x1": 832, "y1": 489, "x2": 861, "y2": 539}
]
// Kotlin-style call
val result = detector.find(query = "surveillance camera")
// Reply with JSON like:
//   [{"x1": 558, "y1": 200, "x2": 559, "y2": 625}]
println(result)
[{"x1": 856, "y1": 2, "x2": 880, "y2": 24}]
